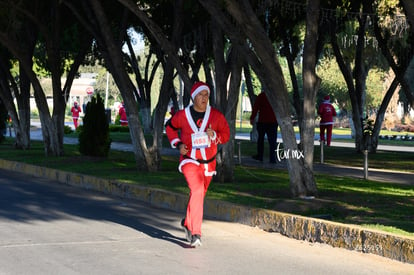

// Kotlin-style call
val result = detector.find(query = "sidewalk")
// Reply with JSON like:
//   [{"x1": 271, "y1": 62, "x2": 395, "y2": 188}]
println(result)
[
  {"x1": 238, "y1": 155, "x2": 414, "y2": 185},
  {"x1": 27, "y1": 126, "x2": 414, "y2": 185}
]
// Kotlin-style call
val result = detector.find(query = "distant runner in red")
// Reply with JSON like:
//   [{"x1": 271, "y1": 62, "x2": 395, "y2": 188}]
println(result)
[
  {"x1": 71, "y1": 101, "x2": 82, "y2": 129},
  {"x1": 318, "y1": 95, "x2": 337, "y2": 146},
  {"x1": 165, "y1": 81, "x2": 230, "y2": 247},
  {"x1": 119, "y1": 102, "x2": 128, "y2": 126}
]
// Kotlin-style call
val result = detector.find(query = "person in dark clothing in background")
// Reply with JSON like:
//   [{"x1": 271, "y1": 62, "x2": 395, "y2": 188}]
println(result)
[{"x1": 249, "y1": 91, "x2": 278, "y2": 163}]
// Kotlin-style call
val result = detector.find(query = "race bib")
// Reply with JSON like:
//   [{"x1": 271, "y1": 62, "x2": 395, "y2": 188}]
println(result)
[{"x1": 191, "y1": 132, "x2": 210, "y2": 149}]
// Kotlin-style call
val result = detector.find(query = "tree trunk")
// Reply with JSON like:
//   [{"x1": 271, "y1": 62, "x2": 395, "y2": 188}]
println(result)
[
  {"x1": 86, "y1": 0, "x2": 150, "y2": 170},
  {"x1": 0, "y1": 58, "x2": 31, "y2": 150},
  {"x1": 300, "y1": 0, "x2": 320, "y2": 195},
  {"x1": 400, "y1": 0, "x2": 414, "y2": 106},
  {"x1": 330, "y1": 22, "x2": 364, "y2": 153},
  {"x1": 0, "y1": 28, "x2": 63, "y2": 156},
  {"x1": 212, "y1": 20, "x2": 228, "y2": 112},
  {"x1": 125, "y1": 34, "x2": 159, "y2": 134},
  {"x1": 32, "y1": 77, "x2": 62, "y2": 156},
  {"x1": 243, "y1": 64, "x2": 258, "y2": 142},
  {"x1": 15, "y1": 60, "x2": 32, "y2": 149},
  {"x1": 217, "y1": 45, "x2": 243, "y2": 183},
  {"x1": 116, "y1": 0, "x2": 208, "y2": 172},
  {"x1": 372, "y1": 10, "x2": 414, "y2": 108},
  {"x1": 117, "y1": 0, "x2": 193, "y2": 90},
  {"x1": 283, "y1": 35, "x2": 302, "y2": 125},
  {"x1": 210, "y1": 19, "x2": 236, "y2": 182},
  {"x1": 151, "y1": 62, "x2": 176, "y2": 171},
  {"x1": 371, "y1": 77, "x2": 399, "y2": 153},
  {"x1": 201, "y1": 0, "x2": 317, "y2": 197},
  {"x1": 0, "y1": 19, "x2": 36, "y2": 150},
  {"x1": 91, "y1": 0, "x2": 195, "y2": 171},
  {"x1": 150, "y1": 0, "x2": 185, "y2": 171}
]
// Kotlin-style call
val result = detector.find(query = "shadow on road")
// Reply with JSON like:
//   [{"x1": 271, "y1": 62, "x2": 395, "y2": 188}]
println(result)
[{"x1": 0, "y1": 169, "x2": 193, "y2": 248}]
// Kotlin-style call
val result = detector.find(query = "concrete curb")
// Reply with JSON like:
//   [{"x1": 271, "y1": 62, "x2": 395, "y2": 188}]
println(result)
[{"x1": 1, "y1": 159, "x2": 413, "y2": 264}]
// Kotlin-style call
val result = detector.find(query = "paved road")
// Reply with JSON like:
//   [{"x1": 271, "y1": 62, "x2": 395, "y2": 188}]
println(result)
[{"x1": 1, "y1": 169, "x2": 413, "y2": 275}]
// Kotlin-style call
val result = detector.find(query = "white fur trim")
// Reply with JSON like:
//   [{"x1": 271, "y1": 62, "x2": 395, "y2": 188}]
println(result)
[
  {"x1": 191, "y1": 84, "x2": 210, "y2": 100},
  {"x1": 170, "y1": 138, "x2": 181, "y2": 148},
  {"x1": 204, "y1": 170, "x2": 216, "y2": 176},
  {"x1": 178, "y1": 159, "x2": 200, "y2": 173},
  {"x1": 178, "y1": 158, "x2": 216, "y2": 176},
  {"x1": 320, "y1": 121, "x2": 334, "y2": 125},
  {"x1": 211, "y1": 130, "x2": 217, "y2": 141},
  {"x1": 184, "y1": 105, "x2": 212, "y2": 160}
]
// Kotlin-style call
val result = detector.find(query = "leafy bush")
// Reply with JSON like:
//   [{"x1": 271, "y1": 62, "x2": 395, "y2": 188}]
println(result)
[
  {"x1": 64, "y1": 125, "x2": 74, "y2": 134},
  {"x1": 109, "y1": 124, "x2": 130, "y2": 132},
  {"x1": 114, "y1": 113, "x2": 121, "y2": 125},
  {"x1": 76, "y1": 125, "x2": 83, "y2": 133},
  {"x1": 78, "y1": 94, "x2": 111, "y2": 157},
  {"x1": 30, "y1": 108, "x2": 39, "y2": 119},
  {"x1": 0, "y1": 101, "x2": 7, "y2": 143}
]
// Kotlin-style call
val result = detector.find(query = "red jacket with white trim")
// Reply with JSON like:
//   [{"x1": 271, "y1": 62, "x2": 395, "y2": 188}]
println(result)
[
  {"x1": 318, "y1": 100, "x2": 337, "y2": 125},
  {"x1": 71, "y1": 106, "x2": 81, "y2": 119},
  {"x1": 166, "y1": 105, "x2": 230, "y2": 175}
]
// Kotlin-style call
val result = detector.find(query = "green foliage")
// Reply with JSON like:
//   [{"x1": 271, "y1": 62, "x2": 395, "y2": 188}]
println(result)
[
  {"x1": 362, "y1": 116, "x2": 375, "y2": 135},
  {"x1": 114, "y1": 113, "x2": 121, "y2": 125},
  {"x1": 0, "y1": 101, "x2": 7, "y2": 143},
  {"x1": 109, "y1": 124, "x2": 130, "y2": 132},
  {"x1": 64, "y1": 125, "x2": 74, "y2": 134},
  {"x1": 75, "y1": 125, "x2": 83, "y2": 134},
  {"x1": 92, "y1": 67, "x2": 122, "y2": 106},
  {"x1": 317, "y1": 58, "x2": 349, "y2": 109},
  {"x1": 317, "y1": 58, "x2": 387, "y2": 113},
  {"x1": 30, "y1": 108, "x2": 40, "y2": 119},
  {"x1": 78, "y1": 94, "x2": 111, "y2": 157},
  {"x1": 377, "y1": 0, "x2": 400, "y2": 15},
  {"x1": 366, "y1": 68, "x2": 386, "y2": 108}
]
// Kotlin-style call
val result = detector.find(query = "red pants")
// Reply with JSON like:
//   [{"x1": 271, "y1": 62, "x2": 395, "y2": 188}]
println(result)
[
  {"x1": 320, "y1": 124, "x2": 333, "y2": 146},
  {"x1": 73, "y1": 118, "x2": 79, "y2": 129},
  {"x1": 181, "y1": 163, "x2": 212, "y2": 236}
]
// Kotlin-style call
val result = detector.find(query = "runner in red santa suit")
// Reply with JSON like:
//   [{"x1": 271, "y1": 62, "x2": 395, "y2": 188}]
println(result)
[
  {"x1": 119, "y1": 102, "x2": 128, "y2": 126},
  {"x1": 318, "y1": 95, "x2": 337, "y2": 146},
  {"x1": 165, "y1": 81, "x2": 230, "y2": 247},
  {"x1": 71, "y1": 101, "x2": 81, "y2": 129}
]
